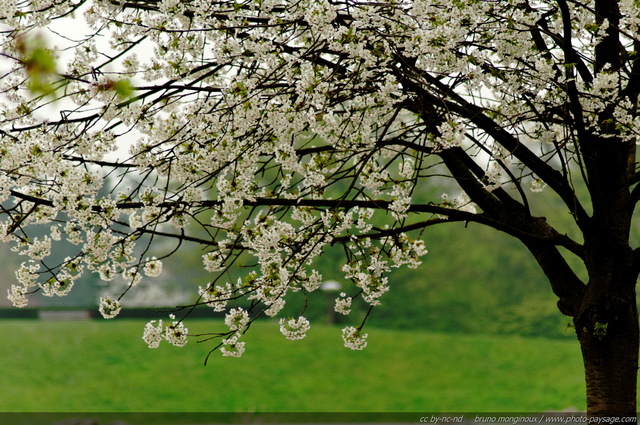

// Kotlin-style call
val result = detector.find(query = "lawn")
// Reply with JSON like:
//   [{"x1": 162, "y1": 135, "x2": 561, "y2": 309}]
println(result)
[{"x1": 0, "y1": 319, "x2": 585, "y2": 414}]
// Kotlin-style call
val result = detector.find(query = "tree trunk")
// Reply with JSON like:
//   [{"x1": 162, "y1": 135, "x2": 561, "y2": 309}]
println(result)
[
  {"x1": 523, "y1": 234, "x2": 639, "y2": 416},
  {"x1": 574, "y1": 279, "x2": 639, "y2": 416},
  {"x1": 572, "y1": 121, "x2": 638, "y2": 415}
]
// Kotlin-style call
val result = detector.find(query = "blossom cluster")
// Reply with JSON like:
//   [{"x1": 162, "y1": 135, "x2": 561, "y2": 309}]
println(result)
[
  {"x1": 279, "y1": 317, "x2": 311, "y2": 341},
  {"x1": 99, "y1": 297, "x2": 122, "y2": 319},
  {"x1": 142, "y1": 315, "x2": 189, "y2": 349},
  {"x1": 221, "y1": 333, "x2": 246, "y2": 358},
  {"x1": 342, "y1": 326, "x2": 368, "y2": 351}
]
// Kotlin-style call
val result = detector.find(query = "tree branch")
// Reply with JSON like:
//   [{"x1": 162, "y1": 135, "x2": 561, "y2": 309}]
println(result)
[
  {"x1": 7, "y1": 189, "x2": 583, "y2": 255},
  {"x1": 419, "y1": 74, "x2": 591, "y2": 230}
]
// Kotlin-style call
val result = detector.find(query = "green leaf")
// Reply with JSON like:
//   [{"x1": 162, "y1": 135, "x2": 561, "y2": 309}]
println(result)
[
  {"x1": 96, "y1": 78, "x2": 135, "y2": 100},
  {"x1": 113, "y1": 79, "x2": 134, "y2": 100},
  {"x1": 17, "y1": 32, "x2": 59, "y2": 97}
]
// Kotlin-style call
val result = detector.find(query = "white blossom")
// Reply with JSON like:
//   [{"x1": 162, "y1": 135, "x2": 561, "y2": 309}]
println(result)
[
  {"x1": 530, "y1": 178, "x2": 547, "y2": 193},
  {"x1": 164, "y1": 317, "x2": 189, "y2": 347},
  {"x1": 143, "y1": 320, "x2": 164, "y2": 349},
  {"x1": 221, "y1": 333, "x2": 246, "y2": 358},
  {"x1": 97, "y1": 263, "x2": 116, "y2": 282},
  {"x1": 21, "y1": 236, "x2": 52, "y2": 261},
  {"x1": 7, "y1": 285, "x2": 28, "y2": 308},
  {"x1": 342, "y1": 326, "x2": 368, "y2": 350},
  {"x1": 40, "y1": 277, "x2": 74, "y2": 297},
  {"x1": 263, "y1": 297, "x2": 286, "y2": 317},
  {"x1": 123, "y1": 268, "x2": 142, "y2": 286},
  {"x1": 224, "y1": 307, "x2": 250, "y2": 332},
  {"x1": 99, "y1": 297, "x2": 122, "y2": 319},
  {"x1": 202, "y1": 251, "x2": 225, "y2": 272},
  {"x1": 198, "y1": 282, "x2": 230, "y2": 312},
  {"x1": 15, "y1": 262, "x2": 40, "y2": 288},
  {"x1": 335, "y1": 293, "x2": 352, "y2": 315},
  {"x1": 303, "y1": 269, "x2": 323, "y2": 292},
  {"x1": 143, "y1": 257, "x2": 163, "y2": 278},
  {"x1": 50, "y1": 225, "x2": 61, "y2": 241},
  {"x1": 279, "y1": 316, "x2": 311, "y2": 341}
]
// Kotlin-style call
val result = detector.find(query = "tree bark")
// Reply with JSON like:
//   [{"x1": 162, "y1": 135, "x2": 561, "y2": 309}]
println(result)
[
  {"x1": 575, "y1": 296, "x2": 638, "y2": 417},
  {"x1": 573, "y1": 235, "x2": 639, "y2": 417},
  {"x1": 524, "y1": 213, "x2": 638, "y2": 415}
]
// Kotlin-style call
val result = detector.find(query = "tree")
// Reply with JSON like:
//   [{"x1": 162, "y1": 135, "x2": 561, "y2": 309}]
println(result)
[{"x1": 0, "y1": 0, "x2": 638, "y2": 416}]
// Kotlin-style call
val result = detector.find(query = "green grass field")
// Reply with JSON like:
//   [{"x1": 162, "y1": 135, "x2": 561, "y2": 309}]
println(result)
[{"x1": 0, "y1": 319, "x2": 585, "y2": 413}]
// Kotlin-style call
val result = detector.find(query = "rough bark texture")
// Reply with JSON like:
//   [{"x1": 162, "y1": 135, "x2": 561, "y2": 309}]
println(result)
[
  {"x1": 575, "y1": 296, "x2": 638, "y2": 416},
  {"x1": 524, "y1": 133, "x2": 639, "y2": 416},
  {"x1": 571, "y1": 147, "x2": 638, "y2": 417},
  {"x1": 528, "y1": 244, "x2": 639, "y2": 416}
]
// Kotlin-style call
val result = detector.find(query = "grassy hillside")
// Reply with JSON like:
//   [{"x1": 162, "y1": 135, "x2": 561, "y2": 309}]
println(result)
[{"x1": 0, "y1": 319, "x2": 585, "y2": 413}]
